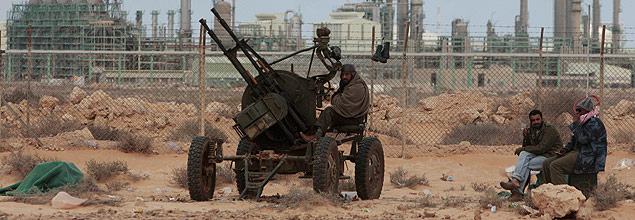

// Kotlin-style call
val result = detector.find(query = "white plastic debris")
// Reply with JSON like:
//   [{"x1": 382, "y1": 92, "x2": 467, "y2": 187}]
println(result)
[
  {"x1": 221, "y1": 187, "x2": 234, "y2": 194},
  {"x1": 51, "y1": 192, "x2": 87, "y2": 209},
  {"x1": 505, "y1": 165, "x2": 516, "y2": 178},
  {"x1": 341, "y1": 191, "x2": 358, "y2": 201},
  {"x1": 613, "y1": 158, "x2": 634, "y2": 170}
]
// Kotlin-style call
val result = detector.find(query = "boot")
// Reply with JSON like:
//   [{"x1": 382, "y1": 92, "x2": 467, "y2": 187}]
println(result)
[
  {"x1": 509, "y1": 190, "x2": 523, "y2": 202},
  {"x1": 371, "y1": 44, "x2": 386, "y2": 63},
  {"x1": 381, "y1": 42, "x2": 390, "y2": 60}
]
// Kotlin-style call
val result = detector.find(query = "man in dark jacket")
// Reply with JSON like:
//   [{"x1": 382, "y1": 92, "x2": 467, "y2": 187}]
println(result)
[
  {"x1": 302, "y1": 64, "x2": 370, "y2": 140},
  {"x1": 542, "y1": 97, "x2": 607, "y2": 185},
  {"x1": 500, "y1": 110, "x2": 563, "y2": 201}
]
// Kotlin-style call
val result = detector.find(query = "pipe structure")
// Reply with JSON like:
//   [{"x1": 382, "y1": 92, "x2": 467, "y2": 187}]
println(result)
[
  {"x1": 519, "y1": 0, "x2": 529, "y2": 34},
  {"x1": 397, "y1": 0, "x2": 408, "y2": 41},
  {"x1": 592, "y1": 0, "x2": 600, "y2": 41},
  {"x1": 612, "y1": 0, "x2": 620, "y2": 53},
  {"x1": 554, "y1": 0, "x2": 566, "y2": 39},
  {"x1": 168, "y1": 10, "x2": 176, "y2": 38},
  {"x1": 152, "y1": 10, "x2": 159, "y2": 38}
]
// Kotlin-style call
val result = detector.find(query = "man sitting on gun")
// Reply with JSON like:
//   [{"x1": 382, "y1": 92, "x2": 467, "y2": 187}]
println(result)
[
  {"x1": 301, "y1": 64, "x2": 370, "y2": 141},
  {"x1": 500, "y1": 109, "x2": 563, "y2": 201}
]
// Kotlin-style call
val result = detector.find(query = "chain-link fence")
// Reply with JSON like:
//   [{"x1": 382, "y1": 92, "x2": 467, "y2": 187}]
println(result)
[{"x1": 1, "y1": 50, "x2": 634, "y2": 157}]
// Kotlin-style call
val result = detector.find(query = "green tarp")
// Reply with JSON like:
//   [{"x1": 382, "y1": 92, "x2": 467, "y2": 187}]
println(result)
[{"x1": 0, "y1": 161, "x2": 83, "y2": 196}]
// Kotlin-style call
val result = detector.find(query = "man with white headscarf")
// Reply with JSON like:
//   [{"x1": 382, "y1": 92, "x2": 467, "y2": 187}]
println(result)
[{"x1": 542, "y1": 97, "x2": 607, "y2": 185}]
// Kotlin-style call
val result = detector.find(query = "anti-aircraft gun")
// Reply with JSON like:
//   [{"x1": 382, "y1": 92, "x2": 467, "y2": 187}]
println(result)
[{"x1": 187, "y1": 8, "x2": 384, "y2": 201}]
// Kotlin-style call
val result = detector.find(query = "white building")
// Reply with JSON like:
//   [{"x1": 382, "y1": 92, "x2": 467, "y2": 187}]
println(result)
[{"x1": 314, "y1": 12, "x2": 381, "y2": 52}]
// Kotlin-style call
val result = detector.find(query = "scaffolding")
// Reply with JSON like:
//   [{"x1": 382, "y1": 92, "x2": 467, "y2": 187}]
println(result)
[{"x1": 5, "y1": 1, "x2": 137, "y2": 79}]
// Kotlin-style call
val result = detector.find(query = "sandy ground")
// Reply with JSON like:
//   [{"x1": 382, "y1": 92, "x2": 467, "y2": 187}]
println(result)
[{"x1": 0, "y1": 145, "x2": 634, "y2": 220}]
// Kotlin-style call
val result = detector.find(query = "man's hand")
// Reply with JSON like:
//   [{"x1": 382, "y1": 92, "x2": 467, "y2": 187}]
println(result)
[
  {"x1": 514, "y1": 147, "x2": 524, "y2": 156},
  {"x1": 573, "y1": 112, "x2": 581, "y2": 122},
  {"x1": 555, "y1": 148, "x2": 567, "y2": 156},
  {"x1": 522, "y1": 128, "x2": 529, "y2": 137}
]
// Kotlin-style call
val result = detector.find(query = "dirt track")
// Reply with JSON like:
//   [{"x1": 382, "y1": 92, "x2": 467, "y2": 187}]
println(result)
[{"x1": 1, "y1": 145, "x2": 633, "y2": 220}]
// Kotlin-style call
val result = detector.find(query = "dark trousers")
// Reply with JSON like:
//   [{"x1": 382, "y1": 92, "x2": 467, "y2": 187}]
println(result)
[
  {"x1": 315, "y1": 107, "x2": 363, "y2": 134},
  {"x1": 542, "y1": 151, "x2": 578, "y2": 185}
]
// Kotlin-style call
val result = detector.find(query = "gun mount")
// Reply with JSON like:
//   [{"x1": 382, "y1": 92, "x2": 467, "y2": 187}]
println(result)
[{"x1": 187, "y1": 8, "x2": 384, "y2": 202}]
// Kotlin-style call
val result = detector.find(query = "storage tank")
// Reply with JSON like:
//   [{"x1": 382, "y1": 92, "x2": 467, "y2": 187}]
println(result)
[
  {"x1": 168, "y1": 10, "x2": 176, "y2": 38},
  {"x1": 567, "y1": 0, "x2": 581, "y2": 39},
  {"x1": 592, "y1": 0, "x2": 600, "y2": 41},
  {"x1": 214, "y1": 0, "x2": 232, "y2": 42},
  {"x1": 180, "y1": 0, "x2": 192, "y2": 38},
  {"x1": 152, "y1": 11, "x2": 159, "y2": 38},
  {"x1": 397, "y1": 0, "x2": 408, "y2": 40},
  {"x1": 290, "y1": 14, "x2": 302, "y2": 40}
]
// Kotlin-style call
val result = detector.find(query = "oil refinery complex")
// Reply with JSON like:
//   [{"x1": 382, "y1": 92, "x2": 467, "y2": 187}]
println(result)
[{"x1": 1, "y1": 0, "x2": 633, "y2": 88}]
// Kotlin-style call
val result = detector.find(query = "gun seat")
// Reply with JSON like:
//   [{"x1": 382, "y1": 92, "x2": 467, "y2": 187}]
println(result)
[{"x1": 330, "y1": 124, "x2": 365, "y2": 134}]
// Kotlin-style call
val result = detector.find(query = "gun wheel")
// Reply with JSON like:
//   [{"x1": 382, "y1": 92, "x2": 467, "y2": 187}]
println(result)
[
  {"x1": 235, "y1": 138, "x2": 259, "y2": 198},
  {"x1": 187, "y1": 136, "x2": 216, "y2": 201},
  {"x1": 313, "y1": 136, "x2": 340, "y2": 194},
  {"x1": 355, "y1": 137, "x2": 384, "y2": 200}
]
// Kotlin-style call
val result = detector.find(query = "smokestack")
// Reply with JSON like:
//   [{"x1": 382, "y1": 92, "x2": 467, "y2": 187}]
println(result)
[
  {"x1": 613, "y1": 0, "x2": 620, "y2": 52},
  {"x1": 582, "y1": 14, "x2": 590, "y2": 39},
  {"x1": 152, "y1": 10, "x2": 159, "y2": 38},
  {"x1": 567, "y1": 0, "x2": 581, "y2": 39},
  {"x1": 168, "y1": 10, "x2": 175, "y2": 38},
  {"x1": 179, "y1": 0, "x2": 192, "y2": 42},
  {"x1": 519, "y1": 0, "x2": 528, "y2": 34},
  {"x1": 554, "y1": 0, "x2": 566, "y2": 39},
  {"x1": 409, "y1": 0, "x2": 424, "y2": 41},
  {"x1": 136, "y1": 10, "x2": 143, "y2": 35},
  {"x1": 397, "y1": 0, "x2": 408, "y2": 41},
  {"x1": 382, "y1": 0, "x2": 394, "y2": 41},
  {"x1": 214, "y1": 0, "x2": 232, "y2": 43},
  {"x1": 592, "y1": 0, "x2": 600, "y2": 41}
]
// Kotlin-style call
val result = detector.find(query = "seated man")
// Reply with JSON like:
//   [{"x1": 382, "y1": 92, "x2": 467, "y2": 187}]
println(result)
[
  {"x1": 542, "y1": 97, "x2": 607, "y2": 185},
  {"x1": 302, "y1": 64, "x2": 370, "y2": 140},
  {"x1": 500, "y1": 110, "x2": 562, "y2": 201}
]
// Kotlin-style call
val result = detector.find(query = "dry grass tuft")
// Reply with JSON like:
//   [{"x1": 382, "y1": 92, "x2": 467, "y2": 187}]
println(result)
[
  {"x1": 170, "y1": 121, "x2": 227, "y2": 143},
  {"x1": 26, "y1": 116, "x2": 83, "y2": 138},
  {"x1": 276, "y1": 187, "x2": 343, "y2": 210},
  {"x1": 168, "y1": 167, "x2": 188, "y2": 188},
  {"x1": 87, "y1": 125, "x2": 120, "y2": 141},
  {"x1": 398, "y1": 196, "x2": 438, "y2": 210},
  {"x1": 115, "y1": 132, "x2": 154, "y2": 154},
  {"x1": 105, "y1": 181, "x2": 130, "y2": 191},
  {"x1": 216, "y1": 162, "x2": 235, "y2": 185},
  {"x1": 1, "y1": 150, "x2": 57, "y2": 178},
  {"x1": 442, "y1": 122, "x2": 522, "y2": 145},
  {"x1": 470, "y1": 182, "x2": 493, "y2": 192},
  {"x1": 592, "y1": 174, "x2": 635, "y2": 211},
  {"x1": 478, "y1": 188, "x2": 504, "y2": 209},
  {"x1": 2, "y1": 178, "x2": 120, "y2": 207},
  {"x1": 4, "y1": 88, "x2": 40, "y2": 106},
  {"x1": 389, "y1": 167, "x2": 429, "y2": 188},
  {"x1": 339, "y1": 178, "x2": 356, "y2": 192},
  {"x1": 84, "y1": 159, "x2": 129, "y2": 182}
]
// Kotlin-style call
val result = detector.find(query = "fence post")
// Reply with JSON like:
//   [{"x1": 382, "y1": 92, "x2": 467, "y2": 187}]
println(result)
[
  {"x1": 452, "y1": 56, "x2": 456, "y2": 88},
  {"x1": 198, "y1": 23, "x2": 206, "y2": 137},
  {"x1": 512, "y1": 57, "x2": 516, "y2": 87},
  {"x1": 27, "y1": 24, "x2": 32, "y2": 126},
  {"x1": 401, "y1": 21, "x2": 410, "y2": 158},
  {"x1": 556, "y1": 58, "x2": 561, "y2": 88},
  {"x1": 117, "y1": 55, "x2": 122, "y2": 85},
  {"x1": 599, "y1": 25, "x2": 606, "y2": 119},
  {"x1": 150, "y1": 55, "x2": 154, "y2": 84},
  {"x1": 7, "y1": 56, "x2": 11, "y2": 84},
  {"x1": 538, "y1": 27, "x2": 544, "y2": 90},
  {"x1": 47, "y1": 55, "x2": 51, "y2": 84},
  {"x1": 182, "y1": 55, "x2": 186, "y2": 83},
  {"x1": 87, "y1": 56, "x2": 92, "y2": 84},
  {"x1": 467, "y1": 57, "x2": 472, "y2": 88},
  {"x1": 369, "y1": 26, "x2": 375, "y2": 131}
]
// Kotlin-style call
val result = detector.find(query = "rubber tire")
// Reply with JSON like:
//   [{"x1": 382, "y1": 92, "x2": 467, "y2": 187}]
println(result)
[
  {"x1": 355, "y1": 137, "x2": 384, "y2": 200},
  {"x1": 235, "y1": 138, "x2": 259, "y2": 197},
  {"x1": 187, "y1": 136, "x2": 216, "y2": 201},
  {"x1": 312, "y1": 136, "x2": 340, "y2": 194}
]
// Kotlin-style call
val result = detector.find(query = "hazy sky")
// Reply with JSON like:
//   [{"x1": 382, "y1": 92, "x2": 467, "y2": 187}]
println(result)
[{"x1": 1, "y1": 0, "x2": 633, "y2": 40}]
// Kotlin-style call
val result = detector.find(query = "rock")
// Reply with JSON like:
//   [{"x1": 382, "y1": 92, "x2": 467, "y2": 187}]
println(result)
[
  {"x1": 576, "y1": 197, "x2": 596, "y2": 220},
  {"x1": 74, "y1": 127, "x2": 94, "y2": 140},
  {"x1": 423, "y1": 211, "x2": 436, "y2": 218},
  {"x1": 39, "y1": 96, "x2": 59, "y2": 109},
  {"x1": 205, "y1": 102, "x2": 230, "y2": 113},
  {"x1": 491, "y1": 115, "x2": 506, "y2": 124},
  {"x1": 607, "y1": 99, "x2": 635, "y2": 117},
  {"x1": 69, "y1": 87, "x2": 87, "y2": 104},
  {"x1": 459, "y1": 141, "x2": 470, "y2": 147},
  {"x1": 532, "y1": 183, "x2": 586, "y2": 218},
  {"x1": 418, "y1": 98, "x2": 437, "y2": 111},
  {"x1": 94, "y1": 116, "x2": 108, "y2": 128},
  {"x1": 522, "y1": 97, "x2": 535, "y2": 109},
  {"x1": 473, "y1": 210, "x2": 482, "y2": 220},
  {"x1": 460, "y1": 109, "x2": 480, "y2": 124},
  {"x1": 155, "y1": 116, "x2": 168, "y2": 129},
  {"x1": 51, "y1": 191, "x2": 87, "y2": 209},
  {"x1": 62, "y1": 113, "x2": 76, "y2": 121},
  {"x1": 474, "y1": 103, "x2": 489, "y2": 113},
  {"x1": 496, "y1": 106, "x2": 510, "y2": 115}
]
